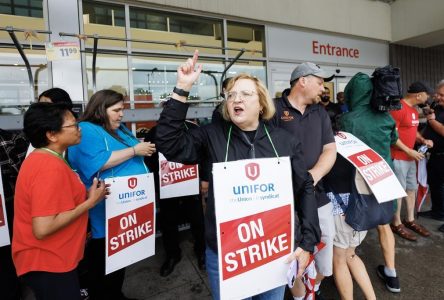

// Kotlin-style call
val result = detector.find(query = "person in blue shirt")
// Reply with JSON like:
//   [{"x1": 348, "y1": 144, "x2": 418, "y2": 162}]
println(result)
[{"x1": 68, "y1": 89, "x2": 156, "y2": 300}]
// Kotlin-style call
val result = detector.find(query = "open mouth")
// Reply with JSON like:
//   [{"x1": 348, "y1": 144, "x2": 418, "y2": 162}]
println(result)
[{"x1": 233, "y1": 106, "x2": 244, "y2": 115}]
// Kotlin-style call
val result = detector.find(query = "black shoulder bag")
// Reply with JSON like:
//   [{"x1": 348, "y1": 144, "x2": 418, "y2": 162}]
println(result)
[{"x1": 331, "y1": 169, "x2": 395, "y2": 231}]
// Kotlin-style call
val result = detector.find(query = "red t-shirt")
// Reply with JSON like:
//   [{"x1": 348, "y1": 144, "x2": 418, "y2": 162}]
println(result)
[
  {"x1": 390, "y1": 99, "x2": 419, "y2": 161},
  {"x1": 12, "y1": 152, "x2": 87, "y2": 276}
]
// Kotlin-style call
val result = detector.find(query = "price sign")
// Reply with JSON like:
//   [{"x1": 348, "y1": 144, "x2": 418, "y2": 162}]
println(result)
[{"x1": 45, "y1": 41, "x2": 80, "y2": 61}]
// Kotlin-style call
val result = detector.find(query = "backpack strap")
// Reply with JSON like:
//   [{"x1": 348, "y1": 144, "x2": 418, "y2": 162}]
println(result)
[
  {"x1": 330, "y1": 192, "x2": 348, "y2": 214},
  {"x1": 325, "y1": 183, "x2": 348, "y2": 214}
]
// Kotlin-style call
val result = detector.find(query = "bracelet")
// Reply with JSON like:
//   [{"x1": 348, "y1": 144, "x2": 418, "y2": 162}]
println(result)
[
  {"x1": 132, "y1": 146, "x2": 136, "y2": 157},
  {"x1": 173, "y1": 86, "x2": 190, "y2": 97}
]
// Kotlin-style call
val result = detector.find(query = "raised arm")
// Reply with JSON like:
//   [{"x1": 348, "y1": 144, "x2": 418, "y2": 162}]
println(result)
[
  {"x1": 173, "y1": 50, "x2": 202, "y2": 103},
  {"x1": 156, "y1": 50, "x2": 207, "y2": 165}
]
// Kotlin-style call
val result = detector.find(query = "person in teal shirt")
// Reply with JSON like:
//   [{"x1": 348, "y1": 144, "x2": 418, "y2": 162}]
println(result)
[{"x1": 68, "y1": 89, "x2": 156, "y2": 300}]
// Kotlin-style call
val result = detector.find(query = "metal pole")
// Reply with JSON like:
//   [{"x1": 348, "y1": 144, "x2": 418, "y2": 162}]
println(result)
[
  {"x1": 92, "y1": 35, "x2": 98, "y2": 93},
  {"x1": 59, "y1": 32, "x2": 260, "y2": 54},
  {"x1": 0, "y1": 26, "x2": 51, "y2": 35},
  {"x1": 6, "y1": 27, "x2": 36, "y2": 102},
  {"x1": 220, "y1": 49, "x2": 246, "y2": 90}
]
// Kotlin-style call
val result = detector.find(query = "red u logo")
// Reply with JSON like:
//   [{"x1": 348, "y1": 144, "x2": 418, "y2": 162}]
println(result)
[
  {"x1": 245, "y1": 163, "x2": 260, "y2": 181},
  {"x1": 128, "y1": 177, "x2": 138, "y2": 189}
]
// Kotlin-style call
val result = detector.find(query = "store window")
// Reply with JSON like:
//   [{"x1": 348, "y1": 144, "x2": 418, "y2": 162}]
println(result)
[
  {"x1": 225, "y1": 60, "x2": 267, "y2": 86},
  {"x1": 85, "y1": 53, "x2": 129, "y2": 99},
  {"x1": 0, "y1": 0, "x2": 45, "y2": 41},
  {"x1": 0, "y1": 0, "x2": 43, "y2": 17},
  {"x1": 169, "y1": 15, "x2": 214, "y2": 36},
  {"x1": 0, "y1": 49, "x2": 49, "y2": 113},
  {"x1": 130, "y1": 8, "x2": 167, "y2": 31},
  {"x1": 82, "y1": 1, "x2": 126, "y2": 48},
  {"x1": 131, "y1": 56, "x2": 225, "y2": 103},
  {"x1": 129, "y1": 7, "x2": 223, "y2": 55},
  {"x1": 83, "y1": 0, "x2": 125, "y2": 26},
  {"x1": 226, "y1": 22, "x2": 265, "y2": 58}
]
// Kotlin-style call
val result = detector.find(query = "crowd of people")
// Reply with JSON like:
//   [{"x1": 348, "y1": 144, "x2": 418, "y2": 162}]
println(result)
[{"x1": 0, "y1": 49, "x2": 443, "y2": 300}]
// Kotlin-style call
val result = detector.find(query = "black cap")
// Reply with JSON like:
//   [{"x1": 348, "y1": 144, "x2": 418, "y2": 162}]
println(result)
[{"x1": 407, "y1": 81, "x2": 433, "y2": 94}]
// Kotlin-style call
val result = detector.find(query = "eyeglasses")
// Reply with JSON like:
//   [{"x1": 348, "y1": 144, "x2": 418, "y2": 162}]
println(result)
[
  {"x1": 225, "y1": 90, "x2": 257, "y2": 102},
  {"x1": 62, "y1": 123, "x2": 79, "y2": 130}
]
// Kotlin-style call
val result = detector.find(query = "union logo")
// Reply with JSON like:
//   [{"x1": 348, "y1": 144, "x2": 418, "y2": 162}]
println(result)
[
  {"x1": 245, "y1": 163, "x2": 260, "y2": 181},
  {"x1": 336, "y1": 132, "x2": 347, "y2": 139},
  {"x1": 280, "y1": 110, "x2": 294, "y2": 121},
  {"x1": 128, "y1": 177, "x2": 138, "y2": 189}
]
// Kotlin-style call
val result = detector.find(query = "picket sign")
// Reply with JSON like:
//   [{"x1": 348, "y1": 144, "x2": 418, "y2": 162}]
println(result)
[
  {"x1": 335, "y1": 131, "x2": 406, "y2": 203},
  {"x1": 213, "y1": 157, "x2": 294, "y2": 300},
  {"x1": 158, "y1": 152, "x2": 199, "y2": 199},
  {"x1": 105, "y1": 173, "x2": 155, "y2": 274}
]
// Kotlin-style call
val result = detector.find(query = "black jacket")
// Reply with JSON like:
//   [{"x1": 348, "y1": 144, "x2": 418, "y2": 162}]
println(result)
[
  {"x1": 156, "y1": 99, "x2": 320, "y2": 252},
  {"x1": 270, "y1": 90, "x2": 335, "y2": 208}
]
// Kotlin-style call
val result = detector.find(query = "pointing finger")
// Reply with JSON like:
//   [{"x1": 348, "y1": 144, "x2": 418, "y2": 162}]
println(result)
[{"x1": 192, "y1": 49, "x2": 199, "y2": 67}]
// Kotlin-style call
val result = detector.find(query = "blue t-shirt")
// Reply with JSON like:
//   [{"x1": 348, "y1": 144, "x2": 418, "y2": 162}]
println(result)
[{"x1": 68, "y1": 122, "x2": 149, "y2": 238}]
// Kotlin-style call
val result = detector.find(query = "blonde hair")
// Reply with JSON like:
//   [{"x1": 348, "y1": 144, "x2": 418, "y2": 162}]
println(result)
[{"x1": 221, "y1": 73, "x2": 275, "y2": 121}]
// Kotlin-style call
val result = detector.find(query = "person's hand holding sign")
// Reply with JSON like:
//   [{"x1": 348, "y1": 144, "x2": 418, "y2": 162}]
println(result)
[
  {"x1": 286, "y1": 246, "x2": 310, "y2": 278},
  {"x1": 173, "y1": 49, "x2": 202, "y2": 103}
]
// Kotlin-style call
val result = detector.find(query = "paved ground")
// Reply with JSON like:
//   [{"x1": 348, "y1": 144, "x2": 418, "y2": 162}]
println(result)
[{"x1": 122, "y1": 203, "x2": 444, "y2": 300}]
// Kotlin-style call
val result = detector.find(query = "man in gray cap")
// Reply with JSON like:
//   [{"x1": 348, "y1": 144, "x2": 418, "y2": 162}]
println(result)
[{"x1": 271, "y1": 62, "x2": 336, "y2": 299}]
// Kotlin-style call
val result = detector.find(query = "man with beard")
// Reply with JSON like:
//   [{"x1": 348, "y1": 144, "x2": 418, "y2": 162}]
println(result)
[
  {"x1": 390, "y1": 81, "x2": 433, "y2": 241},
  {"x1": 421, "y1": 80, "x2": 444, "y2": 230},
  {"x1": 271, "y1": 62, "x2": 336, "y2": 300},
  {"x1": 319, "y1": 86, "x2": 342, "y2": 130}
]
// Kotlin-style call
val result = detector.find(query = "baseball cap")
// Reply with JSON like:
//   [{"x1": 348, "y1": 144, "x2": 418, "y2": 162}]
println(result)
[
  {"x1": 290, "y1": 62, "x2": 334, "y2": 83},
  {"x1": 407, "y1": 81, "x2": 433, "y2": 95}
]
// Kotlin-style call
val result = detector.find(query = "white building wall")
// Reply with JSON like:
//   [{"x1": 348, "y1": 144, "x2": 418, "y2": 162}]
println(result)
[
  {"x1": 134, "y1": 0, "x2": 392, "y2": 41},
  {"x1": 391, "y1": 0, "x2": 444, "y2": 47}
]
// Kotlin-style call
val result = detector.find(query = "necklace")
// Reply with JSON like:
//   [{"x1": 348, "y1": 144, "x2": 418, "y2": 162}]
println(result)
[{"x1": 41, "y1": 147, "x2": 73, "y2": 170}]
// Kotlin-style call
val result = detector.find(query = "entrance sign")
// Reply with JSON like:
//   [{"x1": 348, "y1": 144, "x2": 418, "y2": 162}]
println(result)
[
  {"x1": 105, "y1": 173, "x2": 155, "y2": 274},
  {"x1": 45, "y1": 41, "x2": 80, "y2": 61},
  {"x1": 213, "y1": 157, "x2": 294, "y2": 300},
  {"x1": 159, "y1": 152, "x2": 199, "y2": 199},
  {"x1": 0, "y1": 166, "x2": 10, "y2": 247},
  {"x1": 267, "y1": 26, "x2": 389, "y2": 67},
  {"x1": 335, "y1": 131, "x2": 406, "y2": 202}
]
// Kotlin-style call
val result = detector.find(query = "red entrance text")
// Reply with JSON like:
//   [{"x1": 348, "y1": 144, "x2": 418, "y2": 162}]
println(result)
[{"x1": 312, "y1": 40, "x2": 360, "y2": 58}]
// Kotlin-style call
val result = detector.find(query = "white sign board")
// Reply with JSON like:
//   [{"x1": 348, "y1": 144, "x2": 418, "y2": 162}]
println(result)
[
  {"x1": 158, "y1": 153, "x2": 199, "y2": 199},
  {"x1": 0, "y1": 166, "x2": 10, "y2": 247},
  {"x1": 213, "y1": 157, "x2": 294, "y2": 300},
  {"x1": 105, "y1": 173, "x2": 155, "y2": 274},
  {"x1": 335, "y1": 131, "x2": 406, "y2": 202}
]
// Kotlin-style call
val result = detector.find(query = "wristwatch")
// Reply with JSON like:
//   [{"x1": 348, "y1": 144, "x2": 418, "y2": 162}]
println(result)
[{"x1": 173, "y1": 86, "x2": 190, "y2": 97}]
